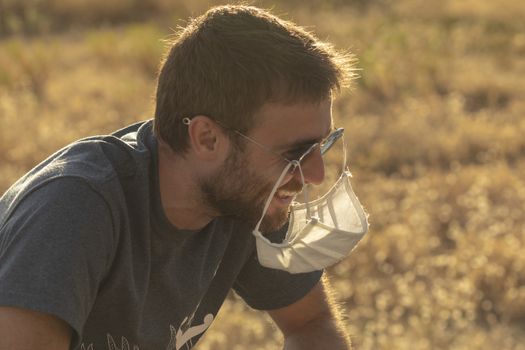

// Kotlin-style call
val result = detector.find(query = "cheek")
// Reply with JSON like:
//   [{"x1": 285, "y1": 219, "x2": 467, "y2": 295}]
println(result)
[
  {"x1": 243, "y1": 151, "x2": 294, "y2": 187},
  {"x1": 278, "y1": 171, "x2": 305, "y2": 191},
  {"x1": 276, "y1": 172, "x2": 295, "y2": 186}
]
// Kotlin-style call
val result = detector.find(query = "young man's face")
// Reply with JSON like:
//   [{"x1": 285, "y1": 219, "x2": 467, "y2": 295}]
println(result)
[{"x1": 199, "y1": 98, "x2": 333, "y2": 233}]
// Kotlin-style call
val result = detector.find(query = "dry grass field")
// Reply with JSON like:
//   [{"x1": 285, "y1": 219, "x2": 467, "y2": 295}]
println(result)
[{"x1": 1, "y1": 0, "x2": 525, "y2": 349}]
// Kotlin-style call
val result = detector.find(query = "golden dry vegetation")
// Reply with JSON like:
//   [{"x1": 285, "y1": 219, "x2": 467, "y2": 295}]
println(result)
[{"x1": 1, "y1": 0, "x2": 524, "y2": 349}]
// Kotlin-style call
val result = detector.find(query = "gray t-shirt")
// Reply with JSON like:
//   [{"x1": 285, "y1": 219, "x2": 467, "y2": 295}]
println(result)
[{"x1": 0, "y1": 121, "x2": 322, "y2": 350}]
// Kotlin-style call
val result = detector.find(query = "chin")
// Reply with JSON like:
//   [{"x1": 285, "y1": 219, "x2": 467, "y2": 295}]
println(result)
[{"x1": 260, "y1": 209, "x2": 290, "y2": 234}]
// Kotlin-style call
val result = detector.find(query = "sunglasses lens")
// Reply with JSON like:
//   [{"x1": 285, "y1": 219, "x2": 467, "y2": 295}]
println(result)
[{"x1": 321, "y1": 128, "x2": 344, "y2": 155}]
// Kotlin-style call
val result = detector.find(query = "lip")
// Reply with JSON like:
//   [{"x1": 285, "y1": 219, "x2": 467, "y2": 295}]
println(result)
[{"x1": 272, "y1": 192, "x2": 295, "y2": 207}]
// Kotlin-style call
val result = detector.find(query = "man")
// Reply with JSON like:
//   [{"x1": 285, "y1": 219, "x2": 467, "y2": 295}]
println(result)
[{"x1": 0, "y1": 5, "x2": 362, "y2": 350}]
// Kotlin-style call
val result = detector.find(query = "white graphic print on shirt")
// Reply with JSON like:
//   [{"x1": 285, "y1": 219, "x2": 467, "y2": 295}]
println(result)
[
  {"x1": 106, "y1": 335, "x2": 139, "y2": 350},
  {"x1": 169, "y1": 314, "x2": 214, "y2": 350},
  {"x1": 79, "y1": 313, "x2": 215, "y2": 350}
]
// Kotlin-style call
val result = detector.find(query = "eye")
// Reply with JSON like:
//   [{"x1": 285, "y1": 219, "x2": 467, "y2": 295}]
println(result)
[
  {"x1": 283, "y1": 146, "x2": 312, "y2": 161},
  {"x1": 283, "y1": 143, "x2": 321, "y2": 162}
]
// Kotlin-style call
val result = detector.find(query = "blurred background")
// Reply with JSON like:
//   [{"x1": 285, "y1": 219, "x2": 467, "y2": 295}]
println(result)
[{"x1": 1, "y1": 0, "x2": 525, "y2": 349}]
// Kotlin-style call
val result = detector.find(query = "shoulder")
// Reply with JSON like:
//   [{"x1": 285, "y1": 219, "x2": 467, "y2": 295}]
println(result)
[
  {"x1": 37, "y1": 121, "x2": 151, "y2": 183},
  {"x1": 1, "y1": 176, "x2": 116, "y2": 242},
  {"x1": 1, "y1": 121, "x2": 154, "y2": 217},
  {"x1": 0, "y1": 177, "x2": 118, "y2": 341}
]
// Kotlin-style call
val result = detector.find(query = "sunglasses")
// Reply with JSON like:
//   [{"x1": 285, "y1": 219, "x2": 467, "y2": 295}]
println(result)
[{"x1": 183, "y1": 117, "x2": 344, "y2": 175}]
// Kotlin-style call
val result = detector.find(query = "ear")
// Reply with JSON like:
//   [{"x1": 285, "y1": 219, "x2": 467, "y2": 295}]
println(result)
[{"x1": 187, "y1": 115, "x2": 228, "y2": 161}]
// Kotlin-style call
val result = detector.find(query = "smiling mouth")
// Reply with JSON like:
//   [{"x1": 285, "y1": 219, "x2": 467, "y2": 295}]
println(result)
[{"x1": 273, "y1": 190, "x2": 298, "y2": 205}]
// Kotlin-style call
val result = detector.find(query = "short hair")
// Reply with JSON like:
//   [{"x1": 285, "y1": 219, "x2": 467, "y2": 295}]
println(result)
[{"x1": 154, "y1": 4, "x2": 355, "y2": 153}]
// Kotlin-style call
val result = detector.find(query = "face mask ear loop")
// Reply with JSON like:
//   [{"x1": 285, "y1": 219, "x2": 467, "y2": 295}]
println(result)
[
  {"x1": 295, "y1": 161, "x2": 312, "y2": 221},
  {"x1": 341, "y1": 135, "x2": 349, "y2": 174},
  {"x1": 253, "y1": 162, "x2": 294, "y2": 235}
]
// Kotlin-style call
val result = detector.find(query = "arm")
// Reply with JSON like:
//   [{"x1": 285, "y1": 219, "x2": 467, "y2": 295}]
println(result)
[
  {"x1": 0, "y1": 178, "x2": 115, "y2": 349},
  {"x1": 0, "y1": 306, "x2": 72, "y2": 350},
  {"x1": 268, "y1": 275, "x2": 352, "y2": 350}
]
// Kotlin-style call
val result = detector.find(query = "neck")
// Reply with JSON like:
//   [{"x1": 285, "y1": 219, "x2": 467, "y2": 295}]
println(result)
[{"x1": 157, "y1": 141, "x2": 215, "y2": 231}]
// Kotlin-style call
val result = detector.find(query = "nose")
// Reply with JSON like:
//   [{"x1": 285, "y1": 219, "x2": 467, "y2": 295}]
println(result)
[{"x1": 296, "y1": 148, "x2": 325, "y2": 185}]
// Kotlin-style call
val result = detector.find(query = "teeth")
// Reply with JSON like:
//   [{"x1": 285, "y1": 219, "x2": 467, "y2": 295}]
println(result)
[{"x1": 276, "y1": 190, "x2": 297, "y2": 197}]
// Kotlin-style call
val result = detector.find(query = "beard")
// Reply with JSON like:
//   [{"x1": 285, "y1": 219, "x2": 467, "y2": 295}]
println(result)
[{"x1": 198, "y1": 147, "x2": 294, "y2": 233}]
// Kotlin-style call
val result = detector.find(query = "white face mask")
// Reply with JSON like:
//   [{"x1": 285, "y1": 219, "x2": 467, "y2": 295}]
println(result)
[{"x1": 252, "y1": 160, "x2": 369, "y2": 274}]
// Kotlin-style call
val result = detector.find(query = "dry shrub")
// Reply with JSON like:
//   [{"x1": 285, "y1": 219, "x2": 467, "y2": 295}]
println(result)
[
  {"x1": 86, "y1": 24, "x2": 165, "y2": 75},
  {"x1": 339, "y1": 90, "x2": 525, "y2": 176},
  {"x1": 0, "y1": 34, "x2": 156, "y2": 191},
  {"x1": 0, "y1": 39, "x2": 56, "y2": 96},
  {"x1": 329, "y1": 163, "x2": 525, "y2": 349}
]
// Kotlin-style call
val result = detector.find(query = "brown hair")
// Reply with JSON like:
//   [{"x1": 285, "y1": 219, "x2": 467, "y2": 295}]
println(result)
[{"x1": 154, "y1": 5, "x2": 354, "y2": 153}]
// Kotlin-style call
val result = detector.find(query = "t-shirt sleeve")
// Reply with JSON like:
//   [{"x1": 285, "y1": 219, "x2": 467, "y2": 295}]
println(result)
[
  {"x1": 0, "y1": 177, "x2": 115, "y2": 344},
  {"x1": 232, "y1": 228, "x2": 323, "y2": 311}
]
